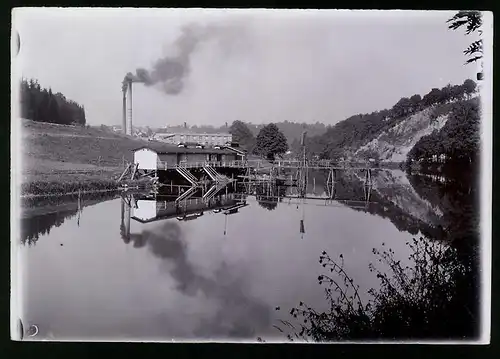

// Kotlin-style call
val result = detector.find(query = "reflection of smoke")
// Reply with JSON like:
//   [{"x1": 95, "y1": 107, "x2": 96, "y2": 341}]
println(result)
[{"x1": 129, "y1": 221, "x2": 271, "y2": 338}]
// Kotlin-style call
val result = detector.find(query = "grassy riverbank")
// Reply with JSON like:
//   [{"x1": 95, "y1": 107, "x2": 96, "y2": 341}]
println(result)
[
  {"x1": 19, "y1": 119, "x2": 155, "y2": 196},
  {"x1": 20, "y1": 173, "x2": 154, "y2": 197},
  {"x1": 21, "y1": 178, "x2": 119, "y2": 197}
]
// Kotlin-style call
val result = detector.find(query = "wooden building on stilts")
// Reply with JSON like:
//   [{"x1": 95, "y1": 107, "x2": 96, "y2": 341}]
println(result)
[{"x1": 117, "y1": 142, "x2": 245, "y2": 187}]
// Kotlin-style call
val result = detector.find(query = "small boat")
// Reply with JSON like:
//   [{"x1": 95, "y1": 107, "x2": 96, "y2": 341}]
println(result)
[
  {"x1": 176, "y1": 212, "x2": 204, "y2": 221},
  {"x1": 223, "y1": 202, "x2": 248, "y2": 215}
]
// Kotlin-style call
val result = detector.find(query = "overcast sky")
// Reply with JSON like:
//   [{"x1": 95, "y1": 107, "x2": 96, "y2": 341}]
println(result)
[{"x1": 13, "y1": 8, "x2": 479, "y2": 128}]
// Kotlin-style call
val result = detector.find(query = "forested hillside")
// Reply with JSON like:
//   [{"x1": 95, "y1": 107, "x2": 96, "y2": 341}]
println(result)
[
  {"x1": 20, "y1": 78, "x2": 87, "y2": 126},
  {"x1": 299, "y1": 79, "x2": 478, "y2": 162},
  {"x1": 407, "y1": 97, "x2": 480, "y2": 165},
  {"x1": 153, "y1": 78, "x2": 479, "y2": 165}
]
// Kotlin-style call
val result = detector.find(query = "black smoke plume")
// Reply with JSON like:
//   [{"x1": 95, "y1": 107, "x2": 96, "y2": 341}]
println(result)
[{"x1": 123, "y1": 24, "x2": 215, "y2": 95}]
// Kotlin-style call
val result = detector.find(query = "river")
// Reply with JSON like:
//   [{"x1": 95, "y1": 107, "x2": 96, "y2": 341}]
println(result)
[{"x1": 16, "y1": 168, "x2": 482, "y2": 342}]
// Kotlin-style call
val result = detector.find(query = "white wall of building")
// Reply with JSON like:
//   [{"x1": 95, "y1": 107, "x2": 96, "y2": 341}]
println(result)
[
  {"x1": 132, "y1": 200, "x2": 158, "y2": 222},
  {"x1": 134, "y1": 148, "x2": 158, "y2": 170}
]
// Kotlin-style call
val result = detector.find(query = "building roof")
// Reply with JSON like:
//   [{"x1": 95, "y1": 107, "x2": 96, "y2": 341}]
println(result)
[
  {"x1": 134, "y1": 142, "x2": 235, "y2": 155},
  {"x1": 133, "y1": 141, "x2": 180, "y2": 153},
  {"x1": 224, "y1": 146, "x2": 247, "y2": 155},
  {"x1": 154, "y1": 131, "x2": 232, "y2": 136}
]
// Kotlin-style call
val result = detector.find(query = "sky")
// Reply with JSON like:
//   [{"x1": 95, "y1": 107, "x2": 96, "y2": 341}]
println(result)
[{"x1": 12, "y1": 8, "x2": 479, "y2": 128}]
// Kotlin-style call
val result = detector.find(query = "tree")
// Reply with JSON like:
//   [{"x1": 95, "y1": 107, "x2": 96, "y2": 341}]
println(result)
[
  {"x1": 450, "y1": 85, "x2": 465, "y2": 102},
  {"x1": 447, "y1": 11, "x2": 483, "y2": 65},
  {"x1": 438, "y1": 84, "x2": 453, "y2": 104},
  {"x1": 422, "y1": 88, "x2": 442, "y2": 107},
  {"x1": 407, "y1": 98, "x2": 480, "y2": 164},
  {"x1": 47, "y1": 93, "x2": 61, "y2": 124},
  {"x1": 79, "y1": 105, "x2": 87, "y2": 126},
  {"x1": 254, "y1": 123, "x2": 288, "y2": 161},
  {"x1": 462, "y1": 79, "x2": 477, "y2": 99},
  {"x1": 409, "y1": 94, "x2": 422, "y2": 112},
  {"x1": 38, "y1": 89, "x2": 50, "y2": 123},
  {"x1": 19, "y1": 78, "x2": 87, "y2": 126},
  {"x1": 391, "y1": 97, "x2": 412, "y2": 118},
  {"x1": 229, "y1": 120, "x2": 255, "y2": 150}
]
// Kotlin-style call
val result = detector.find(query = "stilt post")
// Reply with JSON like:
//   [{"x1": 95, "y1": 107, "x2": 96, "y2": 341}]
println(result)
[{"x1": 117, "y1": 163, "x2": 131, "y2": 183}]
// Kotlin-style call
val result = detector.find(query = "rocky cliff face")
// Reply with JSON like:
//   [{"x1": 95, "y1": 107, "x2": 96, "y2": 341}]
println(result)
[{"x1": 354, "y1": 108, "x2": 450, "y2": 163}]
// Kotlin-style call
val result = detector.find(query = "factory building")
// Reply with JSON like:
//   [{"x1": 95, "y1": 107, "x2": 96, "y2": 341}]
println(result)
[{"x1": 152, "y1": 132, "x2": 233, "y2": 147}]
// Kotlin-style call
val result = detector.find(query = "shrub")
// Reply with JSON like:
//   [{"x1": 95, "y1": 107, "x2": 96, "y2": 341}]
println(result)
[
  {"x1": 275, "y1": 236, "x2": 472, "y2": 341},
  {"x1": 21, "y1": 179, "x2": 119, "y2": 196}
]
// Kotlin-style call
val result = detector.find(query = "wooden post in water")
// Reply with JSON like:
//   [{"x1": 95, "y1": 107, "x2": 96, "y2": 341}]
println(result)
[
  {"x1": 77, "y1": 189, "x2": 81, "y2": 227},
  {"x1": 97, "y1": 156, "x2": 102, "y2": 176}
]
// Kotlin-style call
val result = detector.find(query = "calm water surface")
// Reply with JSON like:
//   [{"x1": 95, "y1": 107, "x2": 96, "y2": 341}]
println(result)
[{"x1": 18, "y1": 169, "x2": 479, "y2": 341}]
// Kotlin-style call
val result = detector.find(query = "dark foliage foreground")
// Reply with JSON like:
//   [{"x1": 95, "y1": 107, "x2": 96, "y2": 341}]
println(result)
[{"x1": 275, "y1": 236, "x2": 477, "y2": 341}]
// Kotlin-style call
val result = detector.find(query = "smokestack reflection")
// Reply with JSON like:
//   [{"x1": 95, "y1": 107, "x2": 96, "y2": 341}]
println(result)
[{"x1": 120, "y1": 197, "x2": 132, "y2": 244}]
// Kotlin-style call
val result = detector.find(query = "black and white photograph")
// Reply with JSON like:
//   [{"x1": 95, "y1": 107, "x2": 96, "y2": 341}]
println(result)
[{"x1": 10, "y1": 8, "x2": 492, "y2": 343}]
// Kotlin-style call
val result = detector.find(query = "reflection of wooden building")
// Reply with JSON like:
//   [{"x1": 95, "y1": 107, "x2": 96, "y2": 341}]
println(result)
[
  {"x1": 119, "y1": 192, "x2": 248, "y2": 243},
  {"x1": 126, "y1": 193, "x2": 243, "y2": 224}
]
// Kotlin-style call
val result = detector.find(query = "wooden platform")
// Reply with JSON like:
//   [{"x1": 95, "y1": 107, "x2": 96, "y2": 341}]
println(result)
[{"x1": 156, "y1": 159, "x2": 374, "y2": 171}]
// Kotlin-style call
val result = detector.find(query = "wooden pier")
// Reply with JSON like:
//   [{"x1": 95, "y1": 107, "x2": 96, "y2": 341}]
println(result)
[{"x1": 155, "y1": 159, "x2": 374, "y2": 171}]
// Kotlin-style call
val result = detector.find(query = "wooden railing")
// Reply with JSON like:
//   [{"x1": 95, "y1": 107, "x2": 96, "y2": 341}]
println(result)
[
  {"x1": 154, "y1": 159, "x2": 370, "y2": 170},
  {"x1": 157, "y1": 160, "x2": 250, "y2": 169}
]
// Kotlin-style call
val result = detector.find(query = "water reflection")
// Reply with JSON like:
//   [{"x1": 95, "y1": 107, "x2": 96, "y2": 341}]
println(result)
[
  {"x1": 21, "y1": 192, "x2": 118, "y2": 246},
  {"x1": 19, "y1": 167, "x2": 481, "y2": 341},
  {"x1": 120, "y1": 189, "x2": 248, "y2": 244},
  {"x1": 274, "y1": 167, "x2": 481, "y2": 341},
  {"x1": 120, "y1": 217, "x2": 272, "y2": 338}
]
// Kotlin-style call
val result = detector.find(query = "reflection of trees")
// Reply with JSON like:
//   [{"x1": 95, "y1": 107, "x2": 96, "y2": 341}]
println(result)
[
  {"x1": 407, "y1": 168, "x2": 480, "y2": 295},
  {"x1": 334, "y1": 172, "x2": 440, "y2": 239},
  {"x1": 21, "y1": 210, "x2": 78, "y2": 246},
  {"x1": 255, "y1": 184, "x2": 287, "y2": 211},
  {"x1": 21, "y1": 192, "x2": 119, "y2": 246},
  {"x1": 275, "y1": 168, "x2": 480, "y2": 341},
  {"x1": 407, "y1": 171, "x2": 478, "y2": 242}
]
